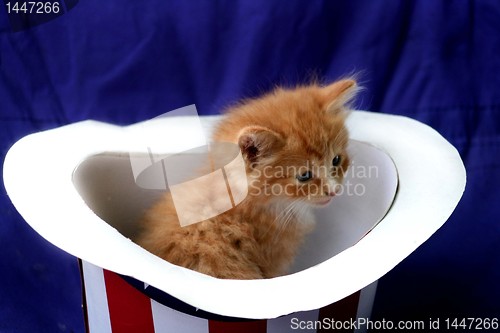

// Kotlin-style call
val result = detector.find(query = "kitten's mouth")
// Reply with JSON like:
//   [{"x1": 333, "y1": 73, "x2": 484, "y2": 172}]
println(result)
[{"x1": 312, "y1": 197, "x2": 334, "y2": 206}]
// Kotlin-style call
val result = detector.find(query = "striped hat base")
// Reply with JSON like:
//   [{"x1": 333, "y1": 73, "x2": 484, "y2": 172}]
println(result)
[{"x1": 81, "y1": 260, "x2": 377, "y2": 333}]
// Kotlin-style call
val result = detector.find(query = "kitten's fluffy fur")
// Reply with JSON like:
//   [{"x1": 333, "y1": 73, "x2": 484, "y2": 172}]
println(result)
[{"x1": 135, "y1": 79, "x2": 357, "y2": 279}]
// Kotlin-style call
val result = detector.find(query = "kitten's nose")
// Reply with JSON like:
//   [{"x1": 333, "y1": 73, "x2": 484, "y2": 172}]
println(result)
[{"x1": 325, "y1": 191, "x2": 336, "y2": 197}]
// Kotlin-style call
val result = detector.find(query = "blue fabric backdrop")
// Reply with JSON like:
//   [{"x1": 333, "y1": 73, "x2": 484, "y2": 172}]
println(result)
[{"x1": 1, "y1": 1, "x2": 499, "y2": 332}]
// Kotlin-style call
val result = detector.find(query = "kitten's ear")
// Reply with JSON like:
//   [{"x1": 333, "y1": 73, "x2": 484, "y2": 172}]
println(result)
[
  {"x1": 321, "y1": 79, "x2": 358, "y2": 114},
  {"x1": 237, "y1": 125, "x2": 284, "y2": 165}
]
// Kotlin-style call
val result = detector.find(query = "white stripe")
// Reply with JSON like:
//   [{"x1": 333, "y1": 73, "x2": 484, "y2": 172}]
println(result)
[
  {"x1": 267, "y1": 309, "x2": 319, "y2": 333},
  {"x1": 81, "y1": 261, "x2": 113, "y2": 333},
  {"x1": 354, "y1": 281, "x2": 378, "y2": 333},
  {"x1": 151, "y1": 298, "x2": 209, "y2": 333}
]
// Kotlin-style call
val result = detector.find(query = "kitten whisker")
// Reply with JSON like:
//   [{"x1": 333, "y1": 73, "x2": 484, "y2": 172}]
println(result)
[
  {"x1": 268, "y1": 200, "x2": 296, "y2": 237},
  {"x1": 272, "y1": 199, "x2": 303, "y2": 243}
]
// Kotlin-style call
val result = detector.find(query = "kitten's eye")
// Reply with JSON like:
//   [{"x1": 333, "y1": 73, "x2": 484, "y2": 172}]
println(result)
[
  {"x1": 296, "y1": 170, "x2": 313, "y2": 182},
  {"x1": 332, "y1": 155, "x2": 342, "y2": 167}
]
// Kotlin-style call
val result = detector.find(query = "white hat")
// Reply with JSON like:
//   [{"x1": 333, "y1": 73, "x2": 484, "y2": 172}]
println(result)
[{"x1": 3, "y1": 110, "x2": 466, "y2": 319}]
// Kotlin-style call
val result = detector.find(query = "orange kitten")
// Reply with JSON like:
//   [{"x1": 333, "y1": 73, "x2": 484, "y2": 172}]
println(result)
[{"x1": 135, "y1": 79, "x2": 358, "y2": 279}]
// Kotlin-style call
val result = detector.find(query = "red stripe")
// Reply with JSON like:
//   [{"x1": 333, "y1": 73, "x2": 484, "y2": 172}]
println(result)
[
  {"x1": 103, "y1": 270, "x2": 155, "y2": 333},
  {"x1": 317, "y1": 291, "x2": 360, "y2": 333},
  {"x1": 209, "y1": 320, "x2": 267, "y2": 333}
]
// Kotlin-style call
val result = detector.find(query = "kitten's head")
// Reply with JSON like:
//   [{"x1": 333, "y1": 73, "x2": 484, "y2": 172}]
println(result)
[{"x1": 215, "y1": 79, "x2": 358, "y2": 206}]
